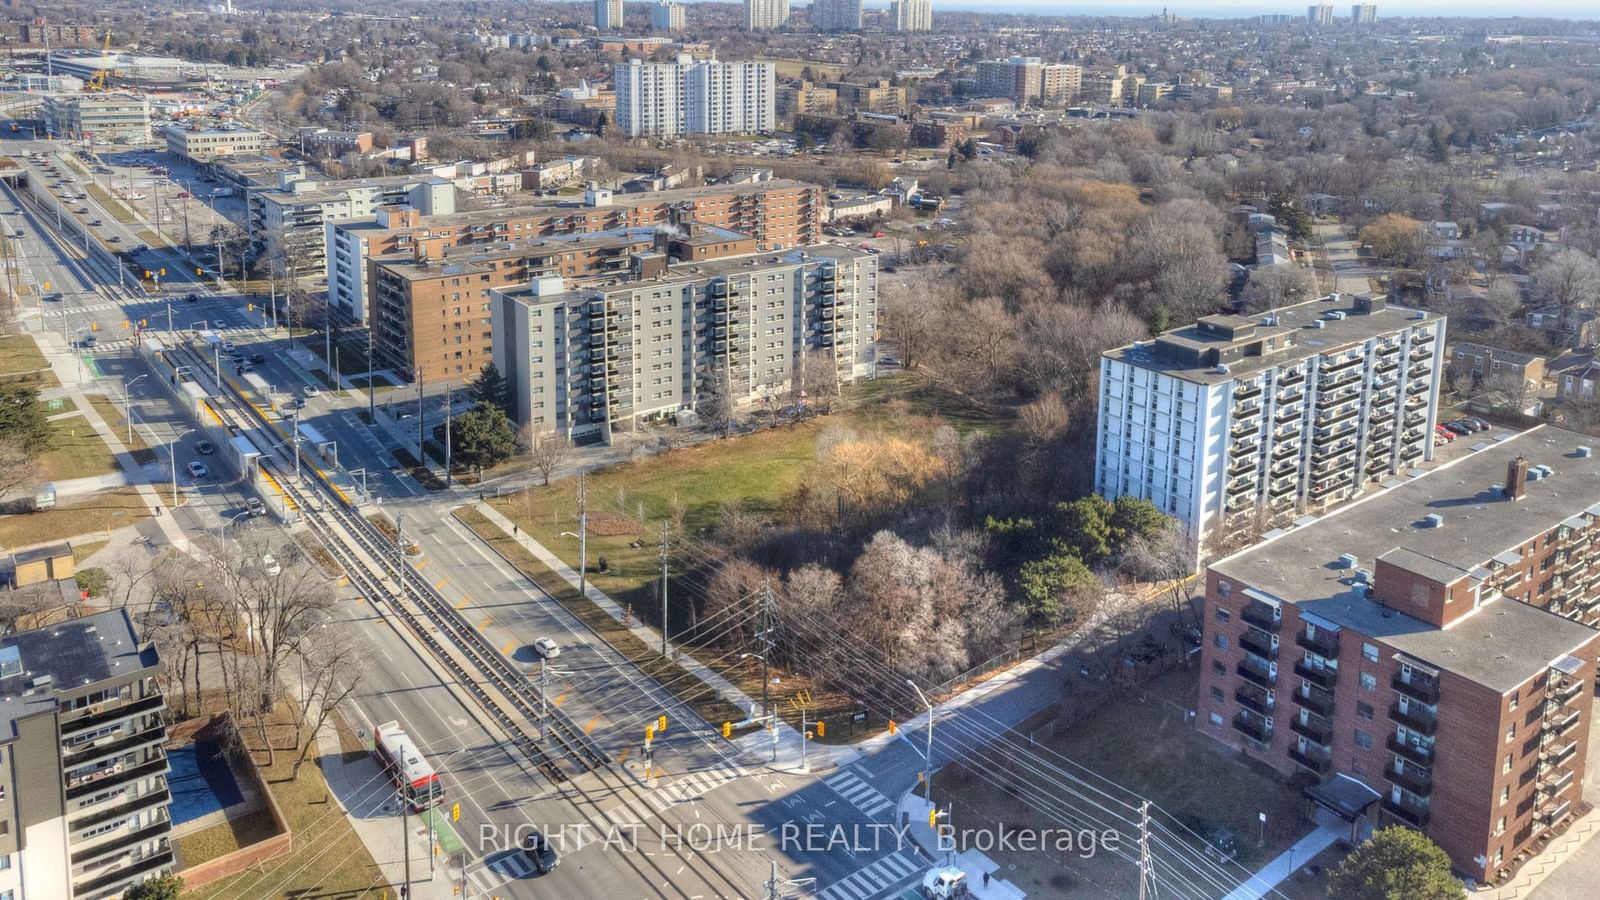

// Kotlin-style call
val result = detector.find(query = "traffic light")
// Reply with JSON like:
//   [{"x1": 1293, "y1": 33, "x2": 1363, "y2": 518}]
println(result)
[
  {"x1": 928, "y1": 807, "x2": 938, "y2": 828},
  {"x1": 139, "y1": 319, "x2": 147, "y2": 327},
  {"x1": 195, "y1": 267, "x2": 203, "y2": 276},
  {"x1": 451, "y1": 802, "x2": 460, "y2": 823},
  {"x1": 247, "y1": 303, "x2": 254, "y2": 311},
  {"x1": 144, "y1": 270, "x2": 152, "y2": 278},
  {"x1": 888, "y1": 720, "x2": 898, "y2": 735},
  {"x1": 122, "y1": 320, "x2": 129, "y2": 329},
  {"x1": 722, "y1": 721, "x2": 731, "y2": 738},
  {"x1": 646, "y1": 724, "x2": 655, "y2": 743},
  {"x1": 90, "y1": 322, "x2": 97, "y2": 331},
  {"x1": 816, "y1": 720, "x2": 825, "y2": 738},
  {"x1": 158, "y1": 267, "x2": 166, "y2": 276},
  {"x1": 657, "y1": 714, "x2": 667, "y2": 733},
  {"x1": 41, "y1": 281, "x2": 50, "y2": 291}
]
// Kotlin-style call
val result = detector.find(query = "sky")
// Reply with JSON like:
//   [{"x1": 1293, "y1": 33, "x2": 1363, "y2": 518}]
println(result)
[{"x1": 759, "y1": 0, "x2": 1600, "y2": 19}]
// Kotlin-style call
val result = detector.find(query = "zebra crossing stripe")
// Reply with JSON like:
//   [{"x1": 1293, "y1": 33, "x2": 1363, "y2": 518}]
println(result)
[
  {"x1": 817, "y1": 852, "x2": 922, "y2": 900},
  {"x1": 823, "y1": 770, "x2": 894, "y2": 817}
]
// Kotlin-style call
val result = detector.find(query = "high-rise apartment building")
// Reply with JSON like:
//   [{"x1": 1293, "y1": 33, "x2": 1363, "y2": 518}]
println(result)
[
  {"x1": 974, "y1": 57, "x2": 1078, "y2": 106},
  {"x1": 746, "y1": 0, "x2": 790, "y2": 30},
  {"x1": 1196, "y1": 426, "x2": 1600, "y2": 885},
  {"x1": 811, "y1": 0, "x2": 862, "y2": 32},
  {"x1": 1352, "y1": 3, "x2": 1377, "y2": 24},
  {"x1": 889, "y1": 0, "x2": 933, "y2": 32},
  {"x1": 0, "y1": 610, "x2": 175, "y2": 900},
  {"x1": 1041, "y1": 63, "x2": 1082, "y2": 106},
  {"x1": 650, "y1": 0, "x2": 685, "y2": 30},
  {"x1": 1308, "y1": 3, "x2": 1335, "y2": 25},
  {"x1": 249, "y1": 172, "x2": 456, "y2": 302},
  {"x1": 615, "y1": 55, "x2": 775, "y2": 138},
  {"x1": 1095, "y1": 294, "x2": 1445, "y2": 556},
  {"x1": 595, "y1": 0, "x2": 625, "y2": 31},
  {"x1": 491, "y1": 243, "x2": 877, "y2": 442}
]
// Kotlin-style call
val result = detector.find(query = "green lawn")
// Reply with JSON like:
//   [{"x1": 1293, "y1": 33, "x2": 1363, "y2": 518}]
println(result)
[
  {"x1": 0, "y1": 486, "x2": 159, "y2": 548},
  {"x1": 177, "y1": 807, "x2": 279, "y2": 867},
  {"x1": 36, "y1": 416, "x2": 120, "y2": 481},
  {"x1": 86, "y1": 184, "x2": 138, "y2": 225},
  {"x1": 754, "y1": 58, "x2": 846, "y2": 79},
  {"x1": 0, "y1": 334, "x2": 46, "y2": 376},
  {"x1": 84, "y1": 394, "x2": 158, "y2": 465}
]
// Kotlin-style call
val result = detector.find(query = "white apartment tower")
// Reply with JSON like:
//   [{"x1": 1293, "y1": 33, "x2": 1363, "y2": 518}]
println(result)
[
  {"x1": 1095, "y1": 294, "x2": 1445, "y2": 556},
  {"x1": 1307, "y1": 3, "x2": 1334, "y2": 25},
  {"x1": 595, "y1": 0, "x2": 625, "y2": 31},
  {"x1": 1352, "y1": 3, "x2": 1377, "y2": 24},
  {"x1": 651, "y1": 0, "x2": 685, "y2": 30},
  {"x1": 812, "y1": 0, "x2": 862, "y2": 32},
  {"x1": 615, "y1": 56, "x2": 775, "y2": 137},
  {"x1": 746, "y1": 0, "x2": 790, "y2": 30},
  {"x1": 889, "y1": 0, "x2": 933, "y2": 32}
]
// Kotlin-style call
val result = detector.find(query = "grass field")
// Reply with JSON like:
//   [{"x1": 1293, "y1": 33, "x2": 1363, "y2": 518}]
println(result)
[
  {"x1": 183, "y1": 705, "x2": 392, "y2": 900},
  {"x1": 85, "y1": 393, "x2": 158, "y2": 464},
  {"x1": 0, "y1": 334, "x2": 46, "y2": 375},
  {"x1": 36, "y1": 415, "x2": 120, "y2": 481},
  {"x1": 0, "y1": 486, "x2": 159, "y2": 549},
  {"x1": 86, "y1": 184, "x2": 139, "y2": 225},
  {"x1": 755, "y1": 58, "x2": 846, "y2": 79},
  {"x1": 177, "y1": 807, "x2": 280, "y2": 867}
]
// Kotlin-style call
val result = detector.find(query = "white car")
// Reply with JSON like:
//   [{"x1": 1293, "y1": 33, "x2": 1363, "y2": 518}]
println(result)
[
  {"x1": 221, "y1": 341, "x2": 236, "y2": 352},
  {"x1": 261, "y1": 553, "x2": 281, "y2": 577},
  {"x1": 533, "y1": 637, "x2": 561, "y2": 659},
  {"x1": 302, "y1": 385, "x2": 320, "y2": 399},
  {"x1": 187, "y1": 460, "x2": 208, "y2": 478}
]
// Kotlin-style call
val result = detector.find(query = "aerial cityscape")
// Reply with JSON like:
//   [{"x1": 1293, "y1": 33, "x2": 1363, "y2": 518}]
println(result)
[{"x1": 3, "y1": 2, "x2": 1600, "y2": 899}]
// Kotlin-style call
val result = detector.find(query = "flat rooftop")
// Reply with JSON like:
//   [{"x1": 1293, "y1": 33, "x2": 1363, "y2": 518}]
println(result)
[
  {"x1": 373, "y1": 226, "x2": 663, "y2": 280},
  {"x1": 1215, "y1": 425, "x2": 1600, "y2": 691},
  {"x1": 0, "y1": 609, "x2": 157, "y2": 728},
  {"x1": 1104, "y1": 294, "x2": 1442, "y2": 385}
]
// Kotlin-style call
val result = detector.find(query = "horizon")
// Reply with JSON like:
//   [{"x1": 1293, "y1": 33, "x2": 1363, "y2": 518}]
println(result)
[{"x1": 677, "y1": 0, "x2": 1600, "y2": 22}]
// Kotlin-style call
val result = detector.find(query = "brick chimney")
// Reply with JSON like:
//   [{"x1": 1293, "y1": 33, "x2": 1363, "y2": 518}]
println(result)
[{"x1": 1505, "y1": 456, "x2": 1529, "y2": 501}]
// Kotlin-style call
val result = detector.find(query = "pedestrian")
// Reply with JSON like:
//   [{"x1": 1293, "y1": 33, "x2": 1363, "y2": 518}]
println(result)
[{"x1": 983, "y1": 871, "x2": 991, "y2": 888}]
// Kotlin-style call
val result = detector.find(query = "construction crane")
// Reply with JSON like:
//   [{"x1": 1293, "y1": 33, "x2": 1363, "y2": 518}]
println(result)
[{"x1": 84, "y1": 30, "x2": 113, "y2": 92}]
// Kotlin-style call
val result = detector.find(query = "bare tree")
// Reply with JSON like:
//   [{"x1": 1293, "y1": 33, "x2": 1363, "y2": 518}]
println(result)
[
  {"x1": 519, "y1": 424, "x2": 571, "y2": 486},
  {"x1": 289, "y1": 625, "x2": 365, "y2": 777},
  {"x1": 1534, "y1": 248, "x2": 1600, "y2": 312},
  {"x1": 0, "y1": 441, "x2": 41, "y2": 499}
]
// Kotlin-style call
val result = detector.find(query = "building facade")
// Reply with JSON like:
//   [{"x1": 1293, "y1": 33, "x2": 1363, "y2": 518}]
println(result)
[
  {"x1": 164, "y1": 126, "x2": 271, "y2": 165},
  {"x1": 41, "y1": 93, "x2": 150, "y2": 142},
  {"x1": 889, "y1": 0, "x2": 933, "y2": 32},
  {"x1": 745, "y1": 0, "x2": 789, "y2": 30},
  {"x1": 650, "y1": 0, "x2": 685, "y2": 31},
  {"x1": 327, "y1": 180, "x2": 824, "y2": 339},
  {"x1": 1308, "y1": 3, "x2": 1335, "y2": 25},
  {"x1": 298, "y1": 129, "x2": 375, "y2": 157},
  {"x1": 1352, "y1": 3, "x2": 1378, "y2": 25},
  {"x1": 491, "y1": 244, "x2": 877, "y2": 442},
  {"x1": 595, "y1": 0, "x2": 624, "y2": 31},
  {"x1": 615, "y1": 56, "x2": 775, "y2": 138},
  {"x1": 1196, "y1": 428, "x2": 1600, "y2": 885},
  {"x1": 1095, "y1": 294, "x2": 1445, "y2": 556},
  {"x1": 812, "y1": 0, "x2": 862, "y2": 31},
  {"x1": 20, "y1": 22, "x2": 99, "y2": 45},
  {"x1": 778, "y1": 82, "x2": 838, "y2": 118},
  {"x1": 0, "y1": 610, "x2": 174, "y2": 900}
]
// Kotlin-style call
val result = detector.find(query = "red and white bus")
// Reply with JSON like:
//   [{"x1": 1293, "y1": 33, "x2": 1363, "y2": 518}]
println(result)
[{"x1": 373, "y1": 720, "x2": 444, "y2": 811}]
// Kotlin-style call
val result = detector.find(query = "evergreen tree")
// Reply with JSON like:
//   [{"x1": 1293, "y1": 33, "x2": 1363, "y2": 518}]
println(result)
[
  {"x1": 1328, "y1": 827, "x2": 1465, "y2": 900},
  {"x1": 471, "y1": 362, "x2": 511, "y2": 416},
  {"x1": 0, "y1": 382, "x2": 51, "y2": 453},
  {"x1": 450, "y1": 406, "x2": 517, "y2": 478}
]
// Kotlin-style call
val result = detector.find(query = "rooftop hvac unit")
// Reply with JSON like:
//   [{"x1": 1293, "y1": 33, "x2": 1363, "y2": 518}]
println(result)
[
  {"x1": 1580, "y1": 446, "x2": 1594, "y2": 458},
  {"x1": 1355, "y1": 568, "x2": 1373, "y2": 583},
  {"x1": 1338, "y1": 553, "x2": 1358, "y2": 569},
  {"x1": 1306, "y1": 320, "x2": 1325, "y2": 329},
  {"x1": 1422, "y1": 513, "x2": 1443, "y2": 528},
  {"x1": 1215, "y1": 363, "x2": 1230, "y2": 375},
  {"x1": 1530, "y1": 468, "x2": 1545, "y2": 481}
]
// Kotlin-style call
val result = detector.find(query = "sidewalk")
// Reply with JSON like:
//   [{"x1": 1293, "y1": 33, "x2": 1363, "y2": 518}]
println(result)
[
  {"x1": 469, "y1": 500, "x2": 824, "y2": 773},
  {"x1": 1221, "y1": 826, "x2": 1341, "y2": 900},
  {"x1": 897, "y1": 788, "x2": 1026, "y2": 899}
]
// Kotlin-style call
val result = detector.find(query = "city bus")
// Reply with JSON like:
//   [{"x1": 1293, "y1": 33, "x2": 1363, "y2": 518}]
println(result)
[{"x1": 372, "y1": 720, "x2": 444, "y2": 811}]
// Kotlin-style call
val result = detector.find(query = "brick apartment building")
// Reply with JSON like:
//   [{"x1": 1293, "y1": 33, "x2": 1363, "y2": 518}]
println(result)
[
  {"x1": 326, "y1": 180, "x2": 823, "y2": 332},
  {"x1": 1196, "y1": 427, "x2": 1600, "y2": 884},
  {"x1": 369, "y1": 224, "x2": 758, "y2": 383}
]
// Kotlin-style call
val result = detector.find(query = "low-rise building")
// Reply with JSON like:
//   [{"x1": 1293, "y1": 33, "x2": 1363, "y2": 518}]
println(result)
[
  {"x1": 0, "y1": 609, "x2": 175, "y2": 899},
  {"x1": 778, "y1": 82, "x2": 839, "y2": 118},
  {"x1": 829, "y1": 80, "x2": 907, "y2": 114},
  {"x1": 1197, "y1": 429, "x2": 1600, "y2": 884},
  {"x1": 164, "y1": 126, "x2": 271, "y2": 165},
  {"x1": 491, "y1": 243, "x2": 877, "y2": 442},
  {"x1": 1447, "y1": 342, "x2": 1547, "y2": 390},
  {"x1": 297, "y1": 129, "x2": 375, "y2": 157},
  {"x1": 41, "y1": 93, "x2": 150, "y2": 142},
  {"x1": 521, "y1": 156, "x2": 598, "y2": 192}
]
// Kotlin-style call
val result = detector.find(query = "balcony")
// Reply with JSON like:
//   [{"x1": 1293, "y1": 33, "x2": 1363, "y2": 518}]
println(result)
[
  {"x1": 1542, "y1": 799, "x2": 1574, "y2": 825},
  {"x1": 1240, "y1": 602, "x2": 1281, "y2": 631},
  {"x1": 1231, "y1": 419, "x2": 1260, "y2": 439},
  {"x1": 1235, "y1": 686, "x2": 1274, "y2": 715},
  {"x1": 1280, "y1": 369, "x2": 1305, "y2": 386},
  {"x1": 1551, "y1": 678, "x2": 1586, "y2": 706},
  {"x1": 1295, "y1": 629, "x2": 1340, "y2": 659},
  {"x1": 1239, "y1": 631, "x2": 1278, "y2": 660},
  {"x1": 1385, "y1": 762, "x2": 1433, "y2": 796},
  {"x1": 1291, "y1": 685, "x2": 1335, "y2": 717},
  {"x1": 1235, "y1": 382, "x2": 1262, "y2": 400},
  {"x1": 61, "y1": 695, "x2": 165, "y2": 736},
  {"x1": 63, "y1": 724, "x2": 168, "y2": 770},
  {"x1": 65, "y1": 754, "x2": 170, "y2": 801},
  {"x1": 1388, "y1": 703, "x2": 1438, "y2": 737},
  {"x1": 1383, "y1": 796, "x2": 1431, "y2": 828},
  {"x1": 1538, "y1": 768, "x2": 1574, "y2": 799},
  {"x1": 68, "y1": 785, "x2": 171, "y2": 832},
  {"x1": 1272, "y1": 441, "x2": 1301, "y2": 460},
  {"x1": 1232, "y1": 712, "x2": 1272, "y2": 743},
  {"x1": 1545, "y1": 709, "x2": 1582, "y2": 739},
  {"x1": 72, "y1": 848, "x2": 175, "y2": 898},
  {"x1": 1290, "y1": 715, "x2": 1333, "y2": 745},
  {"x1": 1237, "y1": 659, "x2": 1276, "y2": 688},
  {"x1": 1392, "y1": 672, "x2": 1440, "y2": 705},
  {"x1": 1387, "y1": 734, "x2": 1434, "y2": 766},
  {"x1": 1289, "y1": 746, "x2": 1332, "y2": 774},
  {"x1": 1543, "y1": 739, "x2": 1580, "y2": 767},
  {"x1": 1229, "y1": 457, "x2": 1259, "y2": 478},
  {"x1": 1275, "y1": 405, "x2": 1303, "y2": 424},
  {"x1": 71, "y1": 818, "x2": 171, "y2": 867},
  {"x1": 1293, "y1": 658, "x2": 1337, "y2": 688}
]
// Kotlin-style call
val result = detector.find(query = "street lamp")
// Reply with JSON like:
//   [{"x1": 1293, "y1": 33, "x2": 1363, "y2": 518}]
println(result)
[
  {"x1": 121, "y1": 374, "x2": 148, "y2": 444},
  {"x1": 221, "y1": 509, "x2": 251, "y2": 537},
  {"x1": 170, "y1": 427, "x2": 195, "y2": 506},
  {"x1": 560, "y1": 530, "x2": 586, "y2": 600},
  {"x1": 907, "y1": 679, "x2": 935, "y2": 812}
]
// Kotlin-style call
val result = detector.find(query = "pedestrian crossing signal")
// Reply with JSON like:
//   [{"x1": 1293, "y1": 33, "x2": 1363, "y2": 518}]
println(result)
[
  {"x1": 816, "y1": 720, "x2": 825, "y2": 738},
  {"x1": 144, "y1": 270, "x2": 152, "y2": 278},
  {"x1": 139, "y1": 319, "x2": 147, "y2": 327},
  {"x1": 888, "y1": 720, "x2": 898, "y2": 735},
  {"x1": 928, "y1": 807, "x2": 938, "y2": 828},
  {"x1": 722, "y1": 721, "x2": 731, "y2": 738}
]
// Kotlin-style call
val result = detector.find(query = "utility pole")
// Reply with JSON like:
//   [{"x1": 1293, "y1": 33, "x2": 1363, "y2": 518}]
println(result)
[
  {"x1": 401, "y1": 791, "x2": 412, "y2": 899},
  {"x1": 443, "y1": 390, "x2": 454, "y2": 487},
  {"x1": 416, "y1": 371, "x2": 425, "y2": 460},
  {"x1": 762, "y1": 860, "x2": 813, "y2": 900},
  {"x1": 366, "y1": 317, "x2": 375, "y2": 421},
  {"x1": 759, "y1": 580, "x2": 776, "y2": 723},
  {"x1": 395, "y1": 512, "x2": 405, "y2": 574},
  {"x1": 659, "y1": 521, "x2": 670, "y2": 657},
  {"x1": 576, "y1": 472, "x2": 588, "y2": 599},
  {"x1": 1138, "y1": 800, "x2": 1155, "y2": 900}
]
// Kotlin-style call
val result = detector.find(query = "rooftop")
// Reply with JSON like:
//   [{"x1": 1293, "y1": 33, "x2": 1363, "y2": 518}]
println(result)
[
  {"x1": 373, "y1": 227, "x2": 664, "y2": 281},
  {"x1": 1104, "y1": 293, "x2": 1442, "y2": 385},
  {"x1": 0, "y1": 609, "x2": 157, "y2": 729},
  {"x1": 1215, "y1": 425, "x2": 1600, "y2": 691}
]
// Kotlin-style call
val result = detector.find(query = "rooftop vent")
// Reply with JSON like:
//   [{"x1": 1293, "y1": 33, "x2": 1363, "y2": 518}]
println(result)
[
  {"x1": 1422, "y1": 513, "x2": 1444, "y2": 528},
  {"x1": 1338, "y1": 553, "x2": 1358, "y2": 569},
  {"x1": 1536, "y1": 464, "x2": 1554, "y2": 479},
  {"x1": 1215, "y1": 363, "x2": 1230, "y2": 375},
  {"x1": 1579, "y1": 446, "x2": 1594, "y2": 458},
  {"x1": 1412, "y1": 310, "x2": 1426, "y2": 320},
  {"x1": 1355, "y1": 568, "x2": 1373, "y2": 583},
  {"x1": 1324, "y1": 311, "x2": 1347, "y2": 321},
  {"x1": 1306, "y1": 320, "x2": 1325, "y2": 330}
]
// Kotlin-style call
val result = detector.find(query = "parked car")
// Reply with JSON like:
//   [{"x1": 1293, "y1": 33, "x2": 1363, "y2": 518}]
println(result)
[
  {"x1": 533, "y1": 637, "x2": 561, "y2": 659},
  {"x1": 1464, "y1": 417, "x2": 1491, "y2": 432},
  {"x1": 1443, "y1": 421, "x2": 1475, "y2": 436},
  {"x1": 195, "y1": 439, "x2": 215, "y2": 455},
  {"x1": 221, "y1": 341, "x2": 235, "y2": 352},
  {"x1": 1434, "y1": 425, "x2": 1455, "y2": 442},
  {"x1": 521, "y1": 830, "x2": 560, "y2": 873},
  {"x1": 187, "y1": 460, "x2": 208, "y2": 478},
  {"x1": 246, "y1": 497, "x2": 265, "y2": 517},
  {"x1": 260, "y1": 553, "x2": 281, "y2": 577}
]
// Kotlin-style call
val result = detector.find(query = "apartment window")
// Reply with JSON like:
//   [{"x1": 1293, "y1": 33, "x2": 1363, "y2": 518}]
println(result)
[
  {"x1": 1213, "y1": 634, "x2": 1229, "y2": 652},
  {"x1": 1209, "y1": 712, "x2": 1224, "y2": 727},
  {"x1": 1495, "y1": 847, "x2": 1504, "y2": 866},
  {"x1": 0, "y1": 855, "x2": 8, "y2": 871},
  {"x1": 1500, "y1": 785, "x2": 1510, "y2": 805},
  {"x1": 1217, "y1": 580, "x2": 1232, "y2": 597},
  {"x1": 1360, "y1": 672, "x2": 1377, "y2": 691},
  {"x1": 1210, "y1": 686, "x2": 1225, "y2": 703},
  {"x1": 1506, "y1": 723, "x2": 1516, "y2": 743},
  {"x1": 1215, "y1": 608, "x2": 1231, "y2": 624},
  {"x1": 1354, "y1": 730, "x2": 1372, "y2": 749},
  {"x1": 1504, "y1": 753, "x2": 1514, "y2": 774},
  {"x1": 1356, "y1": 702, "x2": 1374, "y2": 721},
  {"x1": 1495, "y1": 816, "x2": 1506, "y2": 836},
  {"x1": 1362, "y1": 642, "x2": 1379, "y2": 663},
  {"x1": 1211, "y1": 660, "x2": 1226, "y2": 677},
  {"x1": 1509, "y1": 692, "x2": 1520, "y2": 712}
]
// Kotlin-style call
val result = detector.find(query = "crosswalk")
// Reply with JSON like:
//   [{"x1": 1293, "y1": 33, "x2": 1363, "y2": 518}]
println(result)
[
  {"x1": 466, "y1": 849, "x2": 546, "y2": 896},
  {"x1": 605, "y1": 759, "x2": 748, "y2": 824},
  {"x1": 817, "y1": 851, "x2": 923, "y2": 900},
  {"x1": 823, "y1": 769, "x2": 894, "y2": 819}
]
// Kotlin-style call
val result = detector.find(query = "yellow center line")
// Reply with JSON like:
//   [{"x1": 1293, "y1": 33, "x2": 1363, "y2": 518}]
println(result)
[
  {"x1": 455, "y1": 594, "x2": 472, "y2": 609},
  {"x1": 585, "y1": 717, "x2": 601, "y2": 735},
  {"x1": 415, "y1": 558, "x2": 430, "y2": 570},
  {"x1": 433, "y1": 576, "x2": 450, "y2": 590},
  {"x1": 501, "y1": 641, "x2": 514, "y2": 655},
  {"x1": 478, "y1": 616, "x2": 492, "y2": 630}
]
